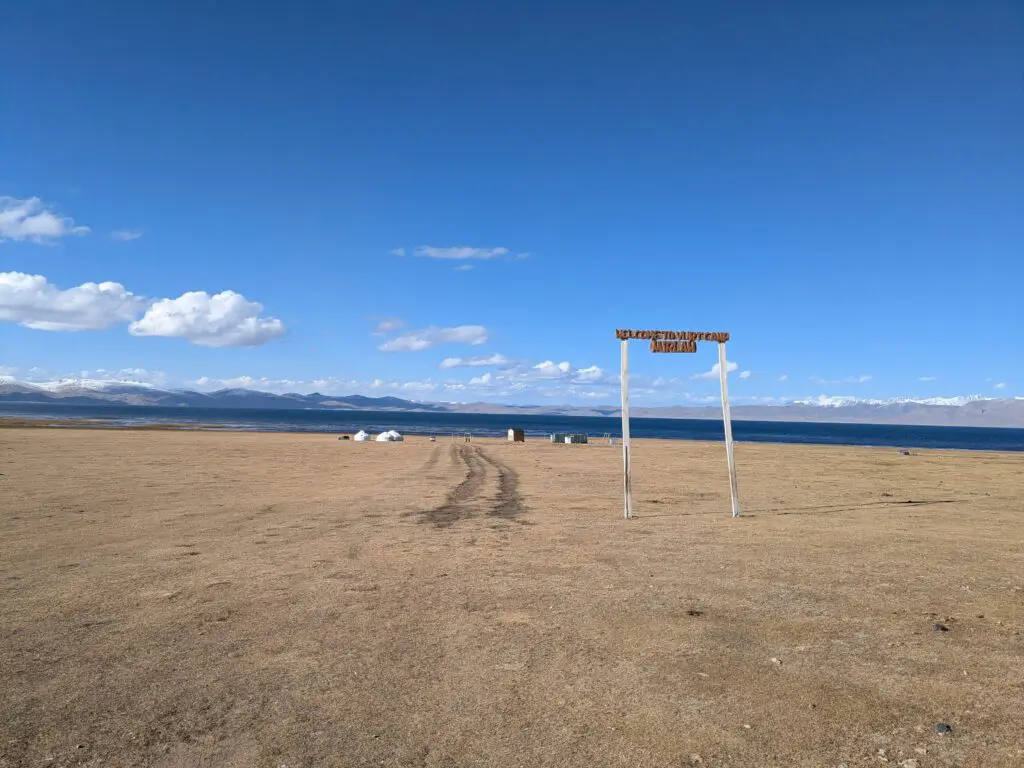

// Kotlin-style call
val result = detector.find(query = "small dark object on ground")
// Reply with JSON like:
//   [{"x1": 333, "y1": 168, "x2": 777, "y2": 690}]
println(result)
[
  {"x1": 339, "y1": 435, "x2": 350, "y2": 441},
  {"x1": 686, "y1": 609, "x2": 704, "y2": 617},
  {"x1": 899, "y1": 449, "x2": 912, "y2": 456},
  {"x1": 936, "y1": 723, "x2": 952, "y2": 734},
  {"x1": 934, "y1": 623, "x2": 950, "y2": 632}
]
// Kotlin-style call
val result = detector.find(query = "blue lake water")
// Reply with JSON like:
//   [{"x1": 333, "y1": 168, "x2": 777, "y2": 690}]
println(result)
[{"x1": 2, "y1": 402, "x2": 1023, "y2": 451}]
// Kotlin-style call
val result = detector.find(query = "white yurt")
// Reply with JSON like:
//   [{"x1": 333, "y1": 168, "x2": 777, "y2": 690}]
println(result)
[
  {"x1": 353, "y1": 430, "x2": 370, "y2": 442},
  {"x1": 375, "y1": 430, "x2": 404, "y2": 442}
]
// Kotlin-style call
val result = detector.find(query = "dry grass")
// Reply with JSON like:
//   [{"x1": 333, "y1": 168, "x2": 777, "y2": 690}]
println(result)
[{"x1": 1, "y1": 429, "x2": 1022, "y2": 767}]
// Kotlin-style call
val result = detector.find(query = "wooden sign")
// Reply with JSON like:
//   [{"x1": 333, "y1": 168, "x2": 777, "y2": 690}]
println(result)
[
  {"x1": 616, "y1": 329, "x2": 729, "y2": 342},
  {"x1": 650, "y1": 340, "x2": 697, "y2": 353}
]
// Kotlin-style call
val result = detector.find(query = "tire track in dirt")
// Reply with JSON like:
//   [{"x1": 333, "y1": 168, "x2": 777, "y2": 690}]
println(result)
[
  {"x1": 420, "y1": 446, "x2": 441, "y2": 472},
  {"x1": 477, "y1": 448, "x2": 526, "y2": 521},
  {"x1": 422, "y1": 444, "x2": 489, "y2": 527}
]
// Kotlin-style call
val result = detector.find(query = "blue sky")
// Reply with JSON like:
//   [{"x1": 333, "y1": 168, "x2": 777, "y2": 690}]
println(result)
[{"x1": 1, "y1": 0, "x2": 1021, "y2": 405}]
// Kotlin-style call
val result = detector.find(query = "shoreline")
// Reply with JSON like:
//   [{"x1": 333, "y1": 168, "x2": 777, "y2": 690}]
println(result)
[
  {"x1": 0, "y1": 417, "x2": 231, "y2": 431},
  {"x1": 2, "y1": 416, "x2": 1022, "y2": 455}
]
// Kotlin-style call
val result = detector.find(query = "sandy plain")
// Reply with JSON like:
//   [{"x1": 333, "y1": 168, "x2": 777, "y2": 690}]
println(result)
[{"x1": 1, "y1": 428, "x2": 1022, "y2": 767}]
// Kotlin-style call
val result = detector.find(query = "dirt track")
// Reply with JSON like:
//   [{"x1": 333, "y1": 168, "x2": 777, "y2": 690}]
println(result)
[
  {"x1": 419, "y1": 444, "x2": 525, "y2": 528},
  {"x1": 2, "y1": 429, "x2": 1023, "y2": 767}
]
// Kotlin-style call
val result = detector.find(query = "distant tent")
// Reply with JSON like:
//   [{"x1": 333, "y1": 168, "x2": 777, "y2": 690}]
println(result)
[
  {"x1": 375, "y1": 430, "x2": 404, "y2": 442},
  {"x1": 353, "y1": 430, "x2": 370, "y2": 442}
]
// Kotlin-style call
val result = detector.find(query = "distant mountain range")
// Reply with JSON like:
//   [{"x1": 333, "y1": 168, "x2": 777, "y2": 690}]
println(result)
[
  {"x1": 0, "y1": 378, "x2": 444, "y2": 412},
  {"x1": 1, "y1": 377, "x2": 1022, "y2": 427}
]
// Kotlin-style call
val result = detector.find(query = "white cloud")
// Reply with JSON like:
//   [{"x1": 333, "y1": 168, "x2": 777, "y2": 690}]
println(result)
[
  {"x1": 472, "y1": 359, "x2": 614, "y2": 389},
  {"x1": 174, "y1": 365, "x2": 788, "y2": 405},
  {"x1": 372, "y1": 317, "x2": 407, "y2": 335},
  {"x1": 368, "y1": 378, "x2": 438, "y2": 393},
  {"x1": 692, "y1": 361, "x2": 738, "y2": 380},
  {"x1": 192, "y1": 375, "x2": 357, "y2": 393},
  {"x1": 918, "y1": 376, "x2": 937, "y2": 382},
  {"x1": 196, "y1": 375, "x2": 283, "y2": 391},
  {"x1": 532, "y1": 360, "x2": 572, "y2": 379},
  {"x1": 778, "y1": 374, "x2": 788, "y2": 382},
  {"x1": 439, "y1": 353, "x2": 511, "y2": 369},
  {"x1": 453, "y1": 264, "x2": 474, "y2": 272},
  {"x1": 189, "y1": 374, "x2": 476, "y2": 398},
  {"x1": 739, "y1": 370, "x2": 752, "y2": 379},
  {"x1": 0, "y1": 196, "x2": 90, "y2": 244},
  {"x1": 379, "y1": 324, "x2": 488, "y2": 352},
  {"x1": 129, "y1": 290, "x2": 285, "y2": 347},
  {"x1": 0, "y1": 271, "x2": 286, "y2": 348},
  {"x1": 414, "y1": 246, "x2": 509, "y2": 261},
  {"x1": 188, "y1": 370, "x2": 609, "y2": 399},
  {"x1": 573, "y1": 364, "x2": 607, "y2": 383},
  {"x1": 58, "y1": 368, "x2": 168, "y2": 387},
  {"x1": 810, "y1": 374, "x2": 873, "y2": 385},
  {"x1": 389, "y1": 247, "x2": 406, "y2": 257},
  {"x1": 994, "y1": 382, "x2": 1007, "y2": 390},
  {"x1": 110, "y1": 229, "x2": 143, "y2": 242},
  {"x1": 0, "y1": 271, "x2": 146, "y2": 331}
]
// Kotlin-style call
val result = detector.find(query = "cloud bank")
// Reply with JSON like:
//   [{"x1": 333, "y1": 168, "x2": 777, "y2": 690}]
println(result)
[{"x1": 1, "y1": 271, "x2": 285, "y2": 347}]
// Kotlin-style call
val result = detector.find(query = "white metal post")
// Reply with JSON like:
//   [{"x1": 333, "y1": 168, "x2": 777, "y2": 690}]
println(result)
[
  {"x1": 717, "y1": 341, "x2": 740, "y2": 518},
  {"x1": 620, "y1": 339, "x2": 633, "y2": 519}
]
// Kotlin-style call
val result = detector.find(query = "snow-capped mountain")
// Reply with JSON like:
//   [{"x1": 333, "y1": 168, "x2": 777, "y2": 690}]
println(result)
[
  {"x1": 793, "y1": 395, "x2": 988, "y2": 408},
  {"x1": 7, "y1": 378, "x2": 164, "y2": 393}
]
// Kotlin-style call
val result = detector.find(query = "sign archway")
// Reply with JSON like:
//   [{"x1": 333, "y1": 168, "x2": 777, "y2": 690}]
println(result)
[{"x1": 615, "y1": 329, "x2": 740, "y2": 519}]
